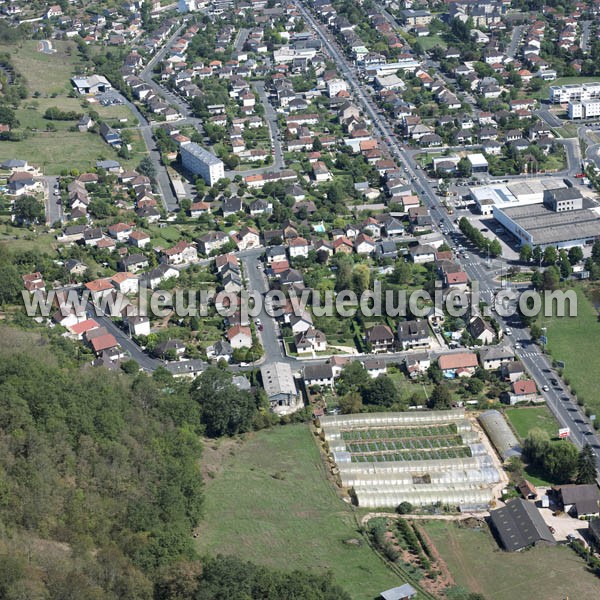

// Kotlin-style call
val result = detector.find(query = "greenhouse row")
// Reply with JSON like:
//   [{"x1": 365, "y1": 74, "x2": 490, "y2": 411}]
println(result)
[
  {"x1": 478, "y1": 410, "x2": 522, "y2": 461},
  {"x1": 322, "y1": 412, "x2": 501, "y2": 509},
  {"x1": 354, "y1": 486, "x2": 495, "y2": 509}
]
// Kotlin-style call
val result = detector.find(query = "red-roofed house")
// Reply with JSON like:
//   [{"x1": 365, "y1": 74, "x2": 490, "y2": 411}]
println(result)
[
  {"x1": 438, "y1": 352, "x2": 478, "y2": 378},
  {"x1": 68, "y1": 318, "x2": 100, "y2": 339},
  {"x1": 226, "y1": 324, "x2": 252, "y2": 349},
  {"x1": 22, "y1": 272, "x2": 45, "y2": 293},
  {"x1": 509, "y1": 379, "x2": 538, "y2": 404},
  {"x1": 91, "y1": 333, "x2": 119, "y2": 356},
  {"x1": 85, "y1": 278, "x2": 114, "y2": 300}
]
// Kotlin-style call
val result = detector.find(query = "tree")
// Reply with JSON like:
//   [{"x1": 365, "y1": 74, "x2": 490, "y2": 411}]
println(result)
[
  {"x1": 457, "y1": 156, "x2": 472, "y2": 178},
  {"x1": 391, "y1": 260, "x2": 412, "y2": 285},
  {"x1": 0, "y1": 263, "x2": 21, "y2": 304},
  {"x1": 591, "y1": 239, "x2": 600, "y2": 263},
  {"x1": 428, "y1": 383, "x2": 452, "y2": 409},
  {"x1": 121, "y1": 359, "x2": 139, "y2": 374},
  {"x1": 138, "y1": 156, "x2": 156, "y2": 180},
  {"x1": 352, "y1": 263, "x2": 370, "y2": 295},
  {"x1": 489, "y1": 239, "x2": 502, "y2": 258},
  {"x1": 530, "y1": 323, "x2": 542, "y2": 341},
  {"x1": 559, "y1": 252, "x2": 572, "y2": 279},
  {"x1": 542, "y1": 266, "x2": 560, "y2": 290},
  {"x1": 543, "y1": 246, "x2": 557, "y2": 266},
  {"x1": 523, "y1": 428, "x2": 550, "y2": 464},
  {"x1": 396, "y1": 501, "x2": 413, "y2": 515},
  {"x1": 519, "y1": 244, "x2": 532, "y2": 263},
  {"x1": 337, "y1": 361, "x2": 370, "y2": 395},
  {"x1": 13, "y1": 195, "x2": 44, "y2": 225},
  {"x1": 338, "y1": 391, "x2": 363, "y2": 414},
  {"x1": 544, "y1": 442, "x2": 578, "y2": 483},
  {"x1": 361, "y1": 375, "x2": 399, "y2": 407},
  {"x1": 191, "y1": 367, "x2": 256, "y2": 437},
  {"x1": 576, "y1": 444, "x2": 597, "y2": 484},
  {"x1": 532, "y1": 246, "x2": 543, "y2": 265},
  {"x1": 568, "y1": 246, "x2": 583, "y2": 265}
]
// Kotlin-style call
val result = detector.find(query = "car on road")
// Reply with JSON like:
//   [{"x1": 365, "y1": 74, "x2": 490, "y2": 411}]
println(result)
[
  {"x1": 514, "y1": 342, "x2": 521, "y2": 349},
  {"x1": 505, "y1": 328, "x2": 512, "y2": 335},
  {"x1": 542, "y1": 385, "x2": 549, "y2": 392},
  {"x1": 550, "y1": 378, "x2": 558, "y2": 386}
]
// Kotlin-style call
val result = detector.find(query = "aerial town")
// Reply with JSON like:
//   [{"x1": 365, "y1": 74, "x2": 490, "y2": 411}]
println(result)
[{"x1": 1, "y1": 0, "x2": 600, "y2": 598}]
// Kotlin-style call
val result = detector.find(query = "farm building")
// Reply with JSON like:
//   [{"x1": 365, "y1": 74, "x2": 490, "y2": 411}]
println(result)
[{"x1": 319, "y1": 410, "x2": 501, "y2": 509}]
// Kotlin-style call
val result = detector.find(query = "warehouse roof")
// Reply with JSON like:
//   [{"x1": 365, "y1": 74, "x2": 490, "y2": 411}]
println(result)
[
  {"x1": 496, "y1": 200, "x2": 600, "y2": 246},
  {"x1": 489, "y1": 498, "x2": 555, "y2": 551}
]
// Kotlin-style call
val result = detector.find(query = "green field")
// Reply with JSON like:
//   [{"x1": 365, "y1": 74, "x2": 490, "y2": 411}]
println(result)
[
  {"x1": 505, "y1": 406, "x2": 560, "y2": 440},
  {"x1": 0, "y1": 40, "x2": 145, "y2": 174},
  {"x1": 423, "y1": 520, "x2": 600, "y2": 600},
  {"x1": 196, "y1": 424, "x2": 403, "y2": 599},
  {"x1": 538, "y1": 286, "x2": 600, "y2": 415},
  {"x1": 1, "y1": 40, "x2": 83, "y2": 95}
]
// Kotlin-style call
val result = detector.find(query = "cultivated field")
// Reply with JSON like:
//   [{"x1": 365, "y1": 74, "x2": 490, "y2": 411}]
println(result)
[
  {"x1": 196, "y1": 424, "x2": 402, "y2": 600},
  {"x1": 422, "y1": 520, "x2": 600, "y2": 600}
]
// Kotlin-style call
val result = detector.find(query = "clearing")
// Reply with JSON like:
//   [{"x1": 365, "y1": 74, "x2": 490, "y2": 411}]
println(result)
[
  {"x1": 196, "y1": 424, "x2": 403, "y2": 600},
  {"x1": 422, "y1": 520, "x2": 600, "y2": 600}
]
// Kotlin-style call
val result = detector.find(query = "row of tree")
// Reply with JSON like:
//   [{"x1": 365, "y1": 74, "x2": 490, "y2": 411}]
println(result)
[{"x1": 458, "y1": 218, "x2": 502, "y2": 257}]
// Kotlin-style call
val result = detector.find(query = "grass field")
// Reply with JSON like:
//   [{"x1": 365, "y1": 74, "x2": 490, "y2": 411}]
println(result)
[
  {"x1": 0, "y1": 40, "x2": 145, "y2": 174},
  {"x1": 537, "y1": 286, "x2": 600, "y2": 416},
  {"x1": 196, "y1": 424, "x2": 403, "y2": 599},
  {"x1": 1, "y1": 40, "x2": 83, "y2": 96},
  {"x1": 505, "y1": 406, "x2": 560, "y2": 440},
  {"x1": 423, "y1": 520, "x2": 600, "y2": 600}
]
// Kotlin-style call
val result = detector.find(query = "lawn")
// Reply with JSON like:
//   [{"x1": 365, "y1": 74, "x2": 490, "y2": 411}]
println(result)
[
  {"x1": 537, "y1": 285, "x2": 600, "y2": 416},
  {"x1": 505, "y1": 406, "x2": 560, "y2": 440},
  {"x1": 196, "y1": 424, "x2": 404, "y2": 599},
  {"x1": 416, "y1": 35, "x2": 446, "y2": 51},
  {"x1": 422, "y1": 520, "x2": 600, "y2": 600}
]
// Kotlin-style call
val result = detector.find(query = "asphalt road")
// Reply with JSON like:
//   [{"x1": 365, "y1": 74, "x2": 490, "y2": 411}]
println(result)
[
  {"x1": 580, "y1": 21, "x2": 592, "y2": 54},
  {"x1": 86, "y1": 302, "x2": 160, "y2": 371},
  {"x1": 253, "y1": 80, "x2": 285, "y2": 170},
  {"x1": 43, "y1": 175, "x2": 63, "y2": 225},
  {"x1": 506, "y1": 25, "x2": 525, "y2": 59}
]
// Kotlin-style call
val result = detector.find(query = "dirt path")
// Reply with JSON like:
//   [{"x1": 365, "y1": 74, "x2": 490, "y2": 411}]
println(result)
[{"x1": 361, "y1": 512, "x2": 488, "y2": 526}]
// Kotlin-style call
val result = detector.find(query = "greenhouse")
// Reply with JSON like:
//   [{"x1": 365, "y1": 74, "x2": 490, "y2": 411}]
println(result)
[
  {"x1": 478, "y1": 410, "x2": 522, "y2": 461},
  {"x1": 320, "y1": 409, "x2": 501, "y2": 509}
]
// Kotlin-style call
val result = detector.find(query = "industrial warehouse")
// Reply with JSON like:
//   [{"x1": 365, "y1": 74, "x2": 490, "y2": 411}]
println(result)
[
  {"x1": 493, "y1": 188, "x2": 600, "y2": 250},
  {"x1": 469, "y1": 178, "x2": 569, "y2": 215},
  {"x1": 319, "y1": 410, "x2": 503, "y2": 510}
]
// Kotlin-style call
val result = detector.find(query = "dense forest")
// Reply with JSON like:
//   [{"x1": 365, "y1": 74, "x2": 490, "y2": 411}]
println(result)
[{"x1": 0, "y1": 327, "x2": 347, "y2": 599}]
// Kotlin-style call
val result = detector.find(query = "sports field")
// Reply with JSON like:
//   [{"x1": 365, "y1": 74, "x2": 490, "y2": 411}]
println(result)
[
  {"x1": 196, "y1": 424, "x2": 403, "y2": 600},
  {"x1": 423, "y1": 520, "x2": 600, "y2": 600}
]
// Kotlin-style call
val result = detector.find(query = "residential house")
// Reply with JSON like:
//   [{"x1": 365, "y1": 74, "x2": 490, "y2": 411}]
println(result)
[
  {"x1": 227, "y1": 324, "x2": 253, "y2": 349},
  {"x1": 480, "y1": 345, "x2": 515, "y2": 370},
  {"x1": 365, "y1": 324, "x2": 395, "y2": 353},
  {"x1": 303, "y1": 364, "x2": 335, "y2": 388},
  {"x1": 558, "y1": 485, "x2": 600, "y2": 518},
  {"x1": 120, "y1": 254, "x2": 149, "y2": 273},
  {"x1": 438, "y1": 352, "x2": 479, "y2": 378},
  {"x1": 198, "y1": 231, "x2": 230, "y2": 255},
  {"x1": 468, "y1": 316, "x2": 496, "y2": 344},
  {"x1": 162, "y1": 240, "x2": 198, "y2": 265},
  {"x1": 362, "y1": 357, "x2": 387, "y2": 378},
  {"x1": 508, "y1": 379, "x2": 538, "y2": 405},
  {"x1": 295, "y1": 327, "x2": 327, "y2": 354},
  {"x1": 397, "y1": 320, "x2": 430, "y2": 351}
]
